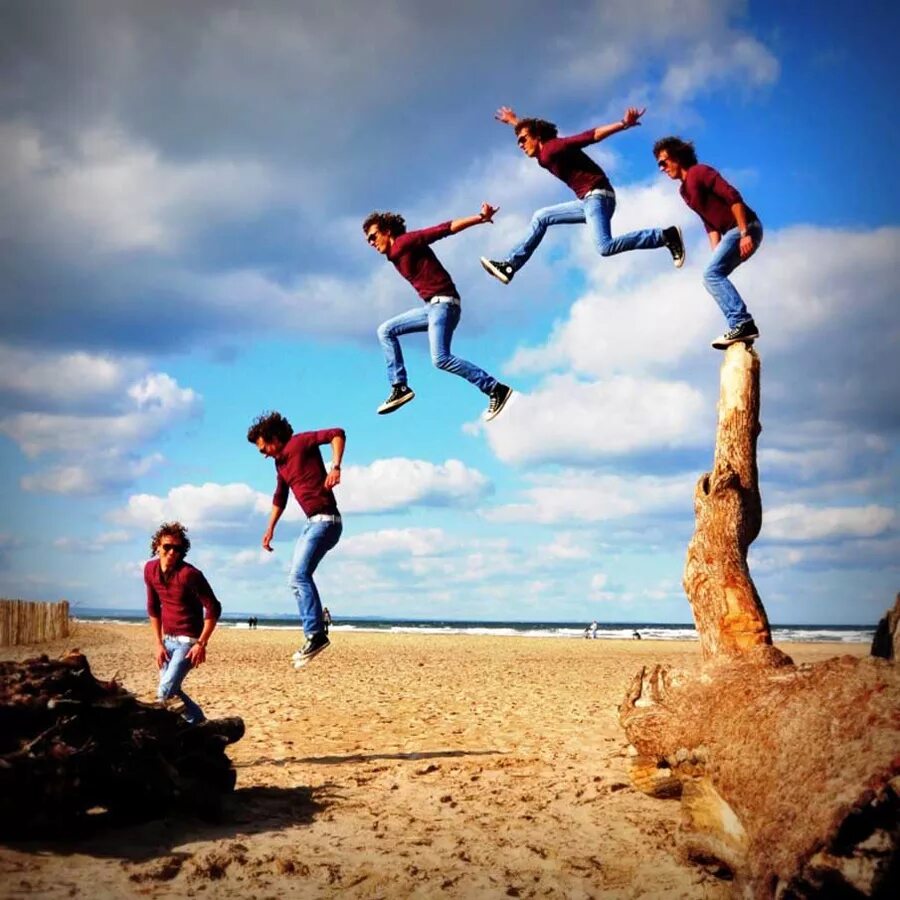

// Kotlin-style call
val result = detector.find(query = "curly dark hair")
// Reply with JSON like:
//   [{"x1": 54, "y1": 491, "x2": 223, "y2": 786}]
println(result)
[
  {"x1": 247, "y1": 410, "x2": 293, "y2": 445},
  {"x1": 515, "y1": 118, "x2": 558, "y2": 142},
  {"x1": 362, "y1": 211, "x2": 407, "y2": 237},
  {"x1": 652, "y1": 136, "x2": 698, "y2": 168},
  {"x1": 150, "y1": 521, "x2": 191, "y2": 557}
]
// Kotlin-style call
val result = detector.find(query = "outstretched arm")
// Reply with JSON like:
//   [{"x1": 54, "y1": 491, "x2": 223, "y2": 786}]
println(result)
[
  {"x1": 494, "y1": 106, "x2": 519, "y2": 127},
  {"x1": 449, "y1": 202, "x2": 499, "y2": 234},
  {"x1": 586, "y1": 106, "x2": 645, "y2": 144}
]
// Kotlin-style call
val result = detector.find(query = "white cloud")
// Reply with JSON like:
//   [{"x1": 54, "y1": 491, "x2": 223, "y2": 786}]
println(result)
[
  {"x1": 763, "y1": 504, "x2": 896, "y2": 543},
  {"x1": 476, "y1": 374, "x2": 706, "y2": 465},
  {"x1": 339, "y1": 528, "x2": 452, "y2": 559},
  {"x1": 22, "y1": 452, "x2": 164, "y2": 495},
  {"x1": 0, "y1": 122, "x2": 280, "y2": 255},
  {"x1": 340, "y1": 458, "x2": 492, "y2": 513},
  {"x1": 661, "y1": 37, "x2": 779, "y2": 103},
  {"x1": 539, "y1": 533, "x2": 592, "y2": 561},
  {"x1": 486, "y1": 469, "x2": 692, "y2": 524},
  {"x1": 1, "y1": 372, "x2": 201, "y2": 458}
]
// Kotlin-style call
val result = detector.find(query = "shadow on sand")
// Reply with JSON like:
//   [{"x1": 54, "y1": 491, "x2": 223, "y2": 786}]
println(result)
[
  {"x1": 2, "y1": 783, "x2": 333, "y2": 861},
  {"x1": 240, "y1": 746, "x2": 505, "y2": 768}
]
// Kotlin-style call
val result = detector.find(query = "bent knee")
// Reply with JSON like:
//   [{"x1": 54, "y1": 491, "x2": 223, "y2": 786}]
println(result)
[
  {"x1": 432, "y1": 354, "x2": 453, "y2": 371},
  {"x1": 376, "y1": 323, "x2": 392, "y2": 342}
]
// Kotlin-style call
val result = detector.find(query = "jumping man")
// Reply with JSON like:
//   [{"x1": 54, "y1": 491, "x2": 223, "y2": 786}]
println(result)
[
  {"x1": 364, "y1": 204, "x2": 512, "y2": 420},
  {"x1": 654, "y1": 136, "x2": 762, "y2": 349},
  {"x1": 480, "y1": 106, "x2": 685, "y2": 284},
  {"x1": 248, "y1": 410, "x2": 344, "y2": 669}
]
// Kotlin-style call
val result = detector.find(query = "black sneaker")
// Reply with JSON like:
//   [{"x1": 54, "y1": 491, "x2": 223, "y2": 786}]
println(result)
[
  {"x1": 377, "y1": 384, "x2": 415, "y2": 414},
  {"x1": 480, "y1": 257, "x2": 514, "y2": 285},
  {"x1": 711, "y1": 320, "x2": 759, "y2": 349},
  {"x1": 292, "y1": 632, "x2": 330, "y2": 669},
  {"x1": 484, "y1": 383, "x2": 512, "y2": 421},
  {"x1": 662, "y1": 226, "x2": 685, "y2": 268}
]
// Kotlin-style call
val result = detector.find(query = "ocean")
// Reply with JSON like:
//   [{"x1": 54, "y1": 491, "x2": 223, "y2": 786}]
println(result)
[{"x1": 72, "y1": 610, "x2": 875, "y2": 644}]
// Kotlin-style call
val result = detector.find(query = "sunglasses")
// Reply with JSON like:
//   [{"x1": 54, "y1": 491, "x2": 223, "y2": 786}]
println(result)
[
  {"x1": 516, "y1": 134, "x2": 529, "y2": 147},
  {"x1": 657, "y1": 156, "x2": 672, "y2": 170},
  {"x1": 366, "y1": 230, "x2": 379, "y2": 245},
  {"x1": 161, "y1": 543, "x2": 186, "y2": 553}
]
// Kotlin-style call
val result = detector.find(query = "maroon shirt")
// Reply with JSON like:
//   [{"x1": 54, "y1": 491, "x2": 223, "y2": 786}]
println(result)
[
  {"x1": 538, "y1": 130, "x2": 614, "y2": 198},
  {"x1": 145, "y1": 559, "x2": 221, "y2": 638},
  {"x1": 387, "y1": 222, "x2": 459, "y2": 301},
  {"x1": 679, "y1": 163, "x2": 759, "y2": 235},
  {"x1": 273, "y1": 429, "x2": 344, "y2": 517}
]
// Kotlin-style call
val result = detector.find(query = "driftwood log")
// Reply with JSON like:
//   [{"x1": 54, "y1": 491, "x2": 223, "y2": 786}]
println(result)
[
  {"x1": 0, "y1": 651, "x2": 244, "y2": 839},
  {"x1": 619, "y1": 344, "x2": 900, "y2": 898}
]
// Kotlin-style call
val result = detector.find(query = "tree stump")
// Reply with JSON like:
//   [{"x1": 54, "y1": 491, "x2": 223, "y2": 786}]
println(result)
[
  {"x1": 619, "y1": 344, "x2": 900, "y2": 898},
  {"x1": 0, "y1": 651, "x2": 245, "y2": 839}
]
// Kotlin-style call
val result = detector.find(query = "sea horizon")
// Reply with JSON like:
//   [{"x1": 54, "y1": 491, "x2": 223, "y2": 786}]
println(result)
[{"x1": 71, "y1": 608, "x2": 876, "y2": 643}]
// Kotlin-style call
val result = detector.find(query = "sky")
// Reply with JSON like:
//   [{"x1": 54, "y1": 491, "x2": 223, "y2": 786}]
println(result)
[{"x1": 0, "y1": 0, "x2": 897, "y2": 625}]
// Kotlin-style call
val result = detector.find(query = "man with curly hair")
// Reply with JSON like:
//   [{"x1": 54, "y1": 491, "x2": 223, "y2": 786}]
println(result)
[
  {"x1": 654, "y1": 135, "x2": 762, "y2": 349},
  {"x1": 480, "y1": 106, "x2": 685, "y2": 285},
  {"x1": 145, "y1": 521, "x2": 221, "y2": 724},
  {"x1": 247, "y1": 410, "x2": 344, "y2": 668},
  {"x1": 363, "y1": 204, "x2": 512, "y2": 420}
]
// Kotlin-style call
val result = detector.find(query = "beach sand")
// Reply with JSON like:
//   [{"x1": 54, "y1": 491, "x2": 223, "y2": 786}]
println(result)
[{"x1": 0, "y1": 624, "x2": 869, "y2": 899}]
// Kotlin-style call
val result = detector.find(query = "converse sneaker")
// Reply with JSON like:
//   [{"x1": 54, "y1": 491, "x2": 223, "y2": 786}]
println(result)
[
  {"x1": 480, "y1": 257, "x2": 515, "y2": 285},
  {"x1": 662, "y1": 226, "x2": 685, "y2": 268},
  {"x1": 292, "y1": 631, "x2": 330, "y2": 669},
  {"x1": 711, "y1": 320, "x2": 759, "y2": 349},
  {"x1": 484, "y1": 383, "x2": 512, "y2": 422},
  {"x1": 377, "y1": 384, "x2": 415, "y2": 414}
]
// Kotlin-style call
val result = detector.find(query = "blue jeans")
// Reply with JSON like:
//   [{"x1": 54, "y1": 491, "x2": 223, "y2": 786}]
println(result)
[
  {"x1": 703, "y1": 221, "x2": 763, "y2": 328},
  {"x1": 507, "y1": 192, "x2": 664, "y2": 271},
  {"x1": 158, "y1": 637, "x2": 205, "y2": 724},
  {"x1": 376, "y1": 300, "x2": 497, "y2": 393},
  {"x1": 290, "y1": 518, "x2": 342, "y2": 635}
]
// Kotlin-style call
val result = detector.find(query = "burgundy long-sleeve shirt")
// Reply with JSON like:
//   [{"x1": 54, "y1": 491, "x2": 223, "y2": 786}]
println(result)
[
  {"x1": 387, "y1": 222, "x2": 459, "y2": 301},
  {"x1": 145, "y1": 559, "x2": 221, "y2": 638},
  {"x1": 273, "y1": 428, "x2": 344, "y2": 517},
  {"x1": 538, "y1": 130, "x2": 614, "y2": 199},
  {"x1": 679, "y1": 163, "x2": 759, "y2": 235}
]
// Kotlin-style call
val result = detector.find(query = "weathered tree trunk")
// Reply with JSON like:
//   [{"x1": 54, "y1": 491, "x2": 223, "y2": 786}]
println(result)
[
  {"x1": 0, "y1": 651, "x2": 245, "y2": 838},
  {"x1": 619, "y1": 344, "x2": 900, "y2": 898},
  {"x1": 872, "y1": 593, "x2": 900, "y2": 660}
]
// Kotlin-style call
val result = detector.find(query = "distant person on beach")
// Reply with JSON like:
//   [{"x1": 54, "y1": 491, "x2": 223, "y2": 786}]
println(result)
[
  {"x1": 654, "y1": 136, "x2": 762, "y2": 349},
  {"x1": 323, "y1": 607, "x2": 332, "y2": 634},
  {"x1": 479, "y1": 105, "x2": 684, "y2": 285},
  {"x1": 589, "y1": 620, "x2": 599, "y2": 639},
  {"x1": 363, "y1": 206, "x2": 512, "y2": 420},
  {"x1": 145, "y1": 521, "x2": 221, "y2": 724},
  {"x1": 632, "y1": 630, "x2": 641, "y2": 640},
  {"x1": 248, "y1": 410, "x2": 344, "y2": 669}
]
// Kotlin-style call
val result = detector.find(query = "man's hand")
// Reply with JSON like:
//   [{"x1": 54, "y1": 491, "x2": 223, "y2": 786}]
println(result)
[
  {"x1": 739, "y1": 234, "x2": 755, "y2": 259},
  {"x1": 156, "y1": 643, "x2": 170, "y2": 668},
  {"x1": 480, "y1": 202, "x2": 499, "y2": 223},
  {"x1": 262, "y1": 527, "x2": 275, "y2": 552},
  {"x1": 324, "y1": 467, "x2": 341, "y2": 489},
  {"x1": 621, "y1": 107, "x2": 646, "y2": 128},
  {"x1": 187, "y1": 642, "x2": 207, "y2": 667},
  {"x1": 494, "y1": 106, "x2": 518, "y2": 126}
]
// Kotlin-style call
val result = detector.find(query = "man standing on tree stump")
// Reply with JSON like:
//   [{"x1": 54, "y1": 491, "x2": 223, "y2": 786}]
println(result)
[
  {"x1": 248, "y1": 410, "x2": 344, "y2": 669},
  {"x1": 146, "y1": 521, "x2": 221, "y2": 724},
  {"x1": 654, "y1": 136, "x2": 763, "y2": 349}
]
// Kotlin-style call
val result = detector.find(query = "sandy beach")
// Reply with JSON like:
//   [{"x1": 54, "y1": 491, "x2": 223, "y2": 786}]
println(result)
[{"x1": 0, "y1": 624, "x2": 869, "y2": 899}]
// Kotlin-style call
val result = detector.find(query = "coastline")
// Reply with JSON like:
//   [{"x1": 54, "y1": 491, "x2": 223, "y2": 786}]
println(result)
[{"x1": 0, "y1": 624, "x2": 870, "y2": 898}]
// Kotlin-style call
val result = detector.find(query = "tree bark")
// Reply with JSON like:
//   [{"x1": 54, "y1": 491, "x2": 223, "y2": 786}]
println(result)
[{"x1": 619, "y1": 344, "x2": 900, "y2": 897}]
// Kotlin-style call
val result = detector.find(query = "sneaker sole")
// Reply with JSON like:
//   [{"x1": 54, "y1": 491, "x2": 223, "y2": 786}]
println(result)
[
  {"x1": 483, "y1": 388, "x2": 513, "y2": 422},
  {"x1": 670, "y1": 227, "x2": 685, "y2": 268},
  {"x1": 377, "y1": 390, "x2": 415, "y2": 415},
  {"x1": 480, "y1": 257, "x2": 511, "y2": 285},
  {"x1": 711, "y1": 333, "x2": 759, "y2": 350},
  {"x1": 292, "y1": 644, "x2": 329, "y2": 669}
]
